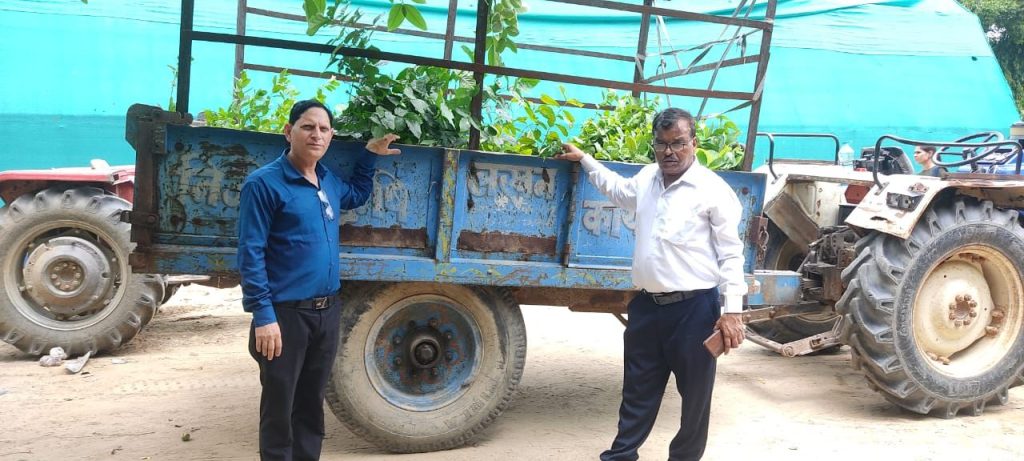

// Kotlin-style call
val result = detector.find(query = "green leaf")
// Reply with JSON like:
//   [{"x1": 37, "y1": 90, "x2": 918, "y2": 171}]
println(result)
[
  {"x1": 540, "y1": 94, "x2": 558, "y2": 106},
  {"x1": 409, "y1": 98, "x2": 429, "y2": 113},
  {"x1": 538, "y1": 105, "x2": 556, "y2": 126},
  {"x1": 303, "y1": 0, "x2": 328, "y2": 35},
  {"x1": 439, "y1": 103, "x2": 455, "y2": 124},
  {"x1": 407, "y1": 118, "x2": 422, "y2": 138},
  {"x1": 387, "y1": 5, "x2": 405, "y2": 31},
  {"x1": 523, "y1": 104, "x2": 537, "y2": 123},
  {"x1": 460, "y1": 45, "x2": 475, "y2": 61},
  {"x1": 402, "y1": 4, "x2": 427, "y2": 30}
]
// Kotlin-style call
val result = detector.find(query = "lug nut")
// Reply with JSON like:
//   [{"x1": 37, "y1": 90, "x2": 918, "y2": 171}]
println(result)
[
  {"x1": 963, "y1": 318, "x2": 972, "y2": 326},
  {"x1": 393, "y1": 335, "x2": 402, "y2": 345},
  {"x1": 992, "y1": 309, "x2": 1005, "y2": 320},
  {"x1": 969, "y1": 311, "x2": 978, "y2": 318},
  {"x1": 964, "y1": 294, "x2": 973, "y2": 301},
  {"x1": 954, "y1": 320, "x2": 964, "y2": 327},
  {"x1": 986, "y1": 326, "x2": 1000, "y2": 336},
  {"x1": 968, "y1": 300, "x2": 977, "y2": 308}
]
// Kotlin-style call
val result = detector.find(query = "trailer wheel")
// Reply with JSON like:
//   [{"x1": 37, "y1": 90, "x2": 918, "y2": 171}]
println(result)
[
  {"x1": 751, "y1": 222, "x2": 839, "y2": 343},
  {"x1": 838, "y1": 196, "x2": 1024, "y2": 417},
  {"x1": 326, "y1": 282, "x2": 527, "y2": 453},
  {"x1": 0, "y1": 187, "x2": 161, "y2": 356}
]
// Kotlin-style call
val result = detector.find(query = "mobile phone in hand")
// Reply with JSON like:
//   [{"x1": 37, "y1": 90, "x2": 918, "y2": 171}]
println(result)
[{"x1": 703, "y1": 329, "x2": 726, "y2": 358}]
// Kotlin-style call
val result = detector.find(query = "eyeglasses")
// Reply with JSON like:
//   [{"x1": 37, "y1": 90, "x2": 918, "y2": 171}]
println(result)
[
  {"x1": 317, "y1": 189, "x2": 335, "y2": 221},
  {"x1": 653, "y1": 139, "x2": 691, "y2": 154}
]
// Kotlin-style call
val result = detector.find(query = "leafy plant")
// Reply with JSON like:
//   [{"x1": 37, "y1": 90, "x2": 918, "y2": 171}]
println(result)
[
  {"x1": 481, "y1": 79, "x2": 583, "y2": 157},
  {"x1": 204, "y1": 70, "x2": 339, "y2": 133},
  {"x1": 572, "y1": 90, "x2": 660, "y2": 164},
  {"x1": 458, "y1": 0, "x2": 526, "y2": 67},
  {"x1": 336, "y1": 66, "x2": 480, "y2": 146},
  {"x1": 694, "y1": 114, "x2": 745, "y2": 170}
]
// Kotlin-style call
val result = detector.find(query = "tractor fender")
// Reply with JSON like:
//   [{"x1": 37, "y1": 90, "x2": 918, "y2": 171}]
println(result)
[{"x1": 846, "y1": 174, "x2": 1024, "y2": 239}]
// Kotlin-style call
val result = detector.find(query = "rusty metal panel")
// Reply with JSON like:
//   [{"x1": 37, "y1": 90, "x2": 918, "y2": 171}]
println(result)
[
  {"x1": 450, "y1": 152, "x2": 571, "y2": 262},
  {"x1": 456, "y1": 231, "x2": 556, "y2": 256},
  {"x1": 342, "y1": 225, "x2": 428, "y2": 249}
]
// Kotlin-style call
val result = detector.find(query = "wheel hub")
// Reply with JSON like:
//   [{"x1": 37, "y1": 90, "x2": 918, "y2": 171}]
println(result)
[
  {"x1": 22, "y1": 236, "x2": 115, "y2": 317},
  {"x1": 408, "y1": 331, "x2": 443, "y2": 369},
  {"x1": 914, "y1": 246, "x2": 1023, "y2": 376},
  {"x1": 366, "y1": 298, "x2": 480, "y2": 412}
]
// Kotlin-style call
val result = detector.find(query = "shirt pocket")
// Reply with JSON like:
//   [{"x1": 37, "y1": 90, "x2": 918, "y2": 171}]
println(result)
[
  {"x1": 659, "y1": 207, "x2": 705, "y2": 247},
  {"x1": 275, "y1": 197, "x2": 326, "y2": 245}
]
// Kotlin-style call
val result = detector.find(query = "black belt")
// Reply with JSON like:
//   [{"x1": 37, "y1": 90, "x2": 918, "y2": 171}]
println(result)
[
  {"x1": 642, "y1": 288, "x2": 713, "y2": 306},
  {"x1": 275, "y1": 293, "x2": 340, "y2": 310}
]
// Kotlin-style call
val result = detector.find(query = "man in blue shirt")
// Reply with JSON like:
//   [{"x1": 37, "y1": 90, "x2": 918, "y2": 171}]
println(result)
[{"x1": 237, "y1": 100, "x2": 400, "y2": 460}]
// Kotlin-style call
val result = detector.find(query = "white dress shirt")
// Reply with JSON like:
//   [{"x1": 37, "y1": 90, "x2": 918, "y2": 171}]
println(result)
[{"x1": 580, "y1": 154, "x2": 747, "y2": 313}]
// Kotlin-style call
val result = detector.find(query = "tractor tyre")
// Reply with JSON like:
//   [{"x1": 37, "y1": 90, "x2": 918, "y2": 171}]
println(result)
[
  {"x1": 0, "y1": 187, "x2": 161, "y2": 356},
  {"x1": 838, "y1": 196, "x2": 1024, "y2": 417}
]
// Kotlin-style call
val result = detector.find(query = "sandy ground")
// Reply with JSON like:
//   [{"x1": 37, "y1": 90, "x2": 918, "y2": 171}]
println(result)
[{"x1": 1, "y1": 285, "x2": 1022, "y2": 461}]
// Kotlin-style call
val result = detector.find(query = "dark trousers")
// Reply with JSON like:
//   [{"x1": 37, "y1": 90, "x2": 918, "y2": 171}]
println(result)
[
  {"x1": 600, "y1": 289, "x2": 720, "y2": 461},
  {"x1": 249, "y1": 304, "x2": 341, "y2": 461}
]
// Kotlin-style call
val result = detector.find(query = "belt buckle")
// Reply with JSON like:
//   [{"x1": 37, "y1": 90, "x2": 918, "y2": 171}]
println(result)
[{"x1": 312, "y1": 296, "x2": 329, "y2": 309}]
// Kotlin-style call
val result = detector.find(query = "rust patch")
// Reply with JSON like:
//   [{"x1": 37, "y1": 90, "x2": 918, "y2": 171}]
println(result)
[
  {"x1": 456, "y1": 231, "x2": 556, "y2": 255},
  {"x1": 341, "y1": 225, "x2": 428, "y2": 249}
]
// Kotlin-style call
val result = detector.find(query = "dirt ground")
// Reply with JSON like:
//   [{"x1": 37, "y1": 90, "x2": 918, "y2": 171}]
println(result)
[{"x1": 1, "y1": 286, "x2": 1022, "y2": 461}]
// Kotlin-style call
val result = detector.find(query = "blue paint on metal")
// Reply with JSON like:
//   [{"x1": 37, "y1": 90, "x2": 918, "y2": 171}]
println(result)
[
  {"x1": 139, "y1": 122, "x2": 768, "y2": 293},
  {"x1": 746, "y1": 270, "x2": 802, "y2": 306},
  {"x1": 365, "y1": 298, "x2": 481, "y2": 411}
]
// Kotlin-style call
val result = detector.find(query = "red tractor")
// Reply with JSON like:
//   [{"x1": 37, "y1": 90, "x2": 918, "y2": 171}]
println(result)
[{"x1": 0, "y1": 160, "x2": 198, "y2": 356}]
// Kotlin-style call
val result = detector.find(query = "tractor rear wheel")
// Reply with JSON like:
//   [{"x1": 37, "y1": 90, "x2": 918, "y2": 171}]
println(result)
[
  {"x1": 838, "y1": 196, "x2": 1024, "y2": 417},
  {"x1": 0, "y1": 187, "x2": 162, "y2": 356}
]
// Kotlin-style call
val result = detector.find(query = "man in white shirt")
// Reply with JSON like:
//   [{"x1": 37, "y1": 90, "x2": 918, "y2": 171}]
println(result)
[{"x1": 558, "y1": 107, "x2": 746, "y2": 461}]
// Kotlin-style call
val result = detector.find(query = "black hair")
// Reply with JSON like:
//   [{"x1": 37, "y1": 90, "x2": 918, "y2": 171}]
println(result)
[
  {"x1": 917, "y1": 145, "x2": 937, "y2": 154},
  {"x1": 288, "y1": 99, "x2": 334, "y2": 125},
  {"x1": 652, "y1": 108, "x2": 696, "y2": 139}
]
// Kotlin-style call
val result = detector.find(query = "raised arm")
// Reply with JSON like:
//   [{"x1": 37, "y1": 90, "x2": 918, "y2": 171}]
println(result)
[{"x1": 557, "y1": 143, "x2": 639, "y2": 211}]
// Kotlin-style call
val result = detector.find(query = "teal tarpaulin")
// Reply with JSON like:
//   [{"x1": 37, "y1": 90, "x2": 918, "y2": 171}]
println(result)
[{"x1": 0, "y1": 0, "x2": 1018, "y2": 170}]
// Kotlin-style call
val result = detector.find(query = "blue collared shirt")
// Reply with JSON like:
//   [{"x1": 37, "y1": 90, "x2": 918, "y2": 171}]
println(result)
[{"x1": 237, "y1": 149, "x2": 377, "y2": 326}]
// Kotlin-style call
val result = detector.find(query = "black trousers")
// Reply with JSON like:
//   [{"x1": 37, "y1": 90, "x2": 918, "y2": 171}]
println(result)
[
  {"x1": 600, "y1": 289, "x2": 720, "y2": 461},
  {"x1": 249, "y1": 304, "x2": 341, "y2": 461}
]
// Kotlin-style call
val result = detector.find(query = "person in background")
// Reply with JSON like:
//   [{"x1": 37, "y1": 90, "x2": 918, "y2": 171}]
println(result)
[
  {"x1": 914, "y1": 145, "x2": 945, "y2": 176},
  {"x1": 557, "y1": 107, "x2": 746, "y2": 461},
  {"x1": 237, "y1": 99, "x2": 401, "y2": 461}
]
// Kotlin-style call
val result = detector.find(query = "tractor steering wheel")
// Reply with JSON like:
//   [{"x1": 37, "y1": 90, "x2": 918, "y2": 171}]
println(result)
[{"x1": 934, "y1": 131, "x2": 1005, "y2": 171}]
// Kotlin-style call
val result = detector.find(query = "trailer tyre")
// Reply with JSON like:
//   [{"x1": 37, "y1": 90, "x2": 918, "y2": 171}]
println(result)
[
  {"x1": 838, "y1": 196, "x2": 1024, "y2": 417},
  {"x1": 326, "y1": 282, "x2": 527, "y2": 453},
  {"x1": 0, "y1": 187, "x2": 160, "y2": 356}
]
